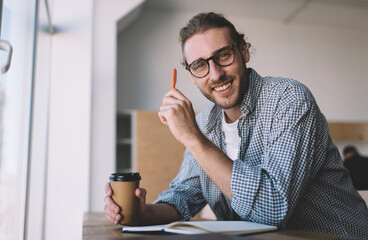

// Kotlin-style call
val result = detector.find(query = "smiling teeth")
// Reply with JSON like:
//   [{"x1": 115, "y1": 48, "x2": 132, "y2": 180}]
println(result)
[{"x1": 214, "y1": 82, "x2": 231, "y2": 91}]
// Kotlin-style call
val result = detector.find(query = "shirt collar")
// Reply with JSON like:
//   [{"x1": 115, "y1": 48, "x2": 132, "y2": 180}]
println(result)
[
  {"x1": 240, "y1": 68, "x2": 262, "y2": 117},
  {"x1": 205, "y1": 68, "x2": 263, "y2": 133}
]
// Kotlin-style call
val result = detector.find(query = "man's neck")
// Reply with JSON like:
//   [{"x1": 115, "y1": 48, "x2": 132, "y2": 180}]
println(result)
[{"x1": 223, "y1": 107, "x2": 242, "y2": 123}]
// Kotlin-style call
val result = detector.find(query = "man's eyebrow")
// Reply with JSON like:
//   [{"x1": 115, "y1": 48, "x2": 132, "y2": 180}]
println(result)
[
  {"x1": 189, "y1": 45, "x2": 232, "y2": 65},
  {"x1": 212, "y1": 45, "x2": 232, "y2": 55}
]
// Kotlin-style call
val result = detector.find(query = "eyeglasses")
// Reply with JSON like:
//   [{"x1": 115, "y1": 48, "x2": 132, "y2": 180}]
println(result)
[{"x1": 186, "y1": 44, "x2": 236, "y2": 78}]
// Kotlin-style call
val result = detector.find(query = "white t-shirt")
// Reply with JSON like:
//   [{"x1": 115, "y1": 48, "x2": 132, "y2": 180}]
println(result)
[{"x1": 222, "y1": 111, "x2": 241, "y2": 161}]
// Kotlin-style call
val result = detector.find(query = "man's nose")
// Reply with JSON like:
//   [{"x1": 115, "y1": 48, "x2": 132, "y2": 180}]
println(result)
[{"x1": 208, "y1": 60, "x2": 225, "y2": 81}]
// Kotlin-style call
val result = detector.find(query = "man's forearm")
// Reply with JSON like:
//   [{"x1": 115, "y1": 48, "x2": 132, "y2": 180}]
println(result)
[
  {"x1": 185, "y1": 133, "x2": 233, "y2": 201},
  {"x1": 140, "y1": 203, "x2": 181, "y2": 225}
]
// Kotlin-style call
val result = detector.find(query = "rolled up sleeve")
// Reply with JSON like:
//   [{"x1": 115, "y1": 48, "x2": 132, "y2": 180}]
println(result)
[
  {"x1": 231, "y1": 84, "x2": 320, "y2": 226},
  {"x1": 154, "y1": 149, "x2": 207, "y2": 220}
]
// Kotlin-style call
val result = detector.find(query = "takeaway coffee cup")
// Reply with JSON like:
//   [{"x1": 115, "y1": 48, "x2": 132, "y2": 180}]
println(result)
[{"x1": 109, "y1": 172, "x2": 141, "y2": 225}]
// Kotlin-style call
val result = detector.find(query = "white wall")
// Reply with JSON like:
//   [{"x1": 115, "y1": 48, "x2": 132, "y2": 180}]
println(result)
[
  {"x1": 117, "y1": 10, "x2": 212, "y2": 113},
  {"x1": 117, "y1": 6, "x2": 368, "y2": 122},
  {"x1": 41, "y1": 0, "x2": 93, "y2": 238},
  {"x1": 90, "y1": 0, "x2": 145, "y2": 212}
]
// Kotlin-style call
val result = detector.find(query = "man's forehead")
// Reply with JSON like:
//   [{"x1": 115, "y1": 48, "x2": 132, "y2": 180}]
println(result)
[{"x1": 183, "y1": 27, "x2": 233, "y2": 63}]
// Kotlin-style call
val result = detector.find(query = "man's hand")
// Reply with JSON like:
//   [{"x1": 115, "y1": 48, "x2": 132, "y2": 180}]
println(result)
[
  {"x1": 104, "y1": 182, "x2": 121, "y2": 225},
  {"x1": 158, "y1": 89, "x2": 234, "y2": 201},
  {"x1": 158, "y1": 89, "x2": 203, "y2": 147},
  {"x1": 104, "y1": 182, "x2": 148, "y2": 225},
  {"x1": 104, "y1": 182, "x2": 181, "y2": 226}
]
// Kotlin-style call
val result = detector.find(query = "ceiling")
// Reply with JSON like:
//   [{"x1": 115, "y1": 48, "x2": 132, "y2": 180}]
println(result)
[{"x1": 145, "y1": 0, "x2": 368, "y2": 31}]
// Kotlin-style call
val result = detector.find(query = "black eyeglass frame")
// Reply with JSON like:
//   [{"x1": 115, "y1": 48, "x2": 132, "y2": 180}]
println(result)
[{"x1": 185, "y1": 43, "x2": 237, "y2": 78}]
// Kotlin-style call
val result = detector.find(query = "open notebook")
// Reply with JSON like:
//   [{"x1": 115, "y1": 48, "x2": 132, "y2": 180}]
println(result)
[{"x1": 122, "y1": 221, "x2": 277, "y2": 235}]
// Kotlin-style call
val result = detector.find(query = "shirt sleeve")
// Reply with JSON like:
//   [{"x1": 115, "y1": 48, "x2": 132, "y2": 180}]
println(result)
[
  {"x1": 153, "y1": 149, "x2": 207, "y2": 220},
  {"x1": 231, "y1": 83, "x2": 326, "y2": 226}
]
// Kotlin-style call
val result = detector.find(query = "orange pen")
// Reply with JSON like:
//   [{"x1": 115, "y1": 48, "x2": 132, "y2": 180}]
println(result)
[{"x1": 172, "y1": 68, "x2": 177, "y2": 89}]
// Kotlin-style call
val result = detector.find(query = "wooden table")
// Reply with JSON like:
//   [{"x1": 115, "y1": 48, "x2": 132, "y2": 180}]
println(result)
[{"x1": 83, "y1": 212, "x2": 342, "y2": 240}]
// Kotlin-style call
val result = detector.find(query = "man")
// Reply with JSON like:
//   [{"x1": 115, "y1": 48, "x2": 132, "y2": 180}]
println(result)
[
  {"x1": 343, "y1": 145, "x2": 368, "y2": 190},
  {"x1": 105, "y1": 12, "x2": 368, "y2": 238}
]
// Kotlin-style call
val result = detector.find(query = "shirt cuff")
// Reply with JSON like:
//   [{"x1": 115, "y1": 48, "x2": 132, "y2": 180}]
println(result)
[
  {"x1": 153, "y1": 193, "x2": 192, "y2": 221},
  {"x1": 230, "y1": 158, "x2": 261, "y2": 218}
]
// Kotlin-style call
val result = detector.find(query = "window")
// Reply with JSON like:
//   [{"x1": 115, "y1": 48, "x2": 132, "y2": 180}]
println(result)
[{"x1": 0, "y1": 0, "x2": 37, "y2": 239}]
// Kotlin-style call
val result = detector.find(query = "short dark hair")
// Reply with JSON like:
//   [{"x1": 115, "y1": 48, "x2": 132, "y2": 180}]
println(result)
[
  {"x1": 343, "y1": 145, "x2": 358, "y2": 156},
  {"x1": 179, "y1": 12, "x2": 249, "y2": 66}
]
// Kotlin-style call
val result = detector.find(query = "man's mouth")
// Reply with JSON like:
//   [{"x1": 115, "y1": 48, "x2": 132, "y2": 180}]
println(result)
[{"x1": 213, "y1": 81, "x2": 232, "y2": 92}]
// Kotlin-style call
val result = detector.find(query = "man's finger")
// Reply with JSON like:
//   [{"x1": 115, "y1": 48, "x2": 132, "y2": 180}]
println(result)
[
  {"x1": 105, "y1": 211, "x2": 115, "y2": 224},
  {"x1": 104, "y1": 195, "x2": 120, "y2": 213},
  {"x1": 105, "y1": 182, "x2": 112, "y2": 196},
  {"x1": 135, "y1": 188, "x2": 147, "y2": 205},
  {"x1": 104, "y1": 204, "x2": 121, "y2": 225},
  {"x1": 158, "y1": 110, "x2": 168, "y2": 125},
  {"x1": 164, "y1": 88, "x2": 187, "y2": 101}
]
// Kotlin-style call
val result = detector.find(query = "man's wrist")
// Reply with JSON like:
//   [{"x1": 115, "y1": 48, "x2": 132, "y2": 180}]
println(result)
[
  {"x1": 183, "y1": 128, "x2": 210, "y2": 152},
  {"x1": 139, "y1": 203, "x2": 181, "y2": 225}
]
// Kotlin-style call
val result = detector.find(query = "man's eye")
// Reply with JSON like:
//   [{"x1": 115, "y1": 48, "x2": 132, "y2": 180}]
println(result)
[
  {"x1": 218, "y1": 51, "x2": 231, "y2": 59},
  {"x1": 192, "y1": 61, "x2": 206, "y2": 70}
]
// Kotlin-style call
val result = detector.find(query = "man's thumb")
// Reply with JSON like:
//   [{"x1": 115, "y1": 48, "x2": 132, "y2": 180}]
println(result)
[{"x1": 135, "y1": 188, "x2": 147, "y2": 204}]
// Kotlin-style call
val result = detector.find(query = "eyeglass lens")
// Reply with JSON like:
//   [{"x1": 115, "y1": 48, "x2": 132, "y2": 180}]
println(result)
[{"x1": 189, "y1": 46, "x2": 235, "y2": 78}]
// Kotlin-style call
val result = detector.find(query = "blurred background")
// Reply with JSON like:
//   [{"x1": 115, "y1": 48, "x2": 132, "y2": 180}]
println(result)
[{"x1": 0, "y1": 0, "x2": 367, "y2": 239}]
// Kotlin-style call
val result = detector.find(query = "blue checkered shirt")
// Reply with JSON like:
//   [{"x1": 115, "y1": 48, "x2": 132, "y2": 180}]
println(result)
[{"x1": 154, "y1": 68, "x2": 368, "y2": 238}]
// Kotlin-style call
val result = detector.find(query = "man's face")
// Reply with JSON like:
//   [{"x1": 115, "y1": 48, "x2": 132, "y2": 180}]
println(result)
[{"x1": 183, "y1": 27, "x2": 250, "y2": 110}]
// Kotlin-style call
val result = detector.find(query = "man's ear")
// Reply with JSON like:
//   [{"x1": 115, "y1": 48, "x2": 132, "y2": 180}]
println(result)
[{"x1": 239, "y1": 40, "x2": 250, "y2": 63}]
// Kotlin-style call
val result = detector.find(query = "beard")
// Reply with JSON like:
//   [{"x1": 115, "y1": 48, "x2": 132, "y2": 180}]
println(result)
[{"x1": 199, "y1": 65, "x2": 249, "y2": 110}]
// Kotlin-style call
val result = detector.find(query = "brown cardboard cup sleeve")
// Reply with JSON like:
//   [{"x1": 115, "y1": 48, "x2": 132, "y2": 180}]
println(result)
[{"x1": 109, "y1": 172, "x2": 141, "y2": 225}]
